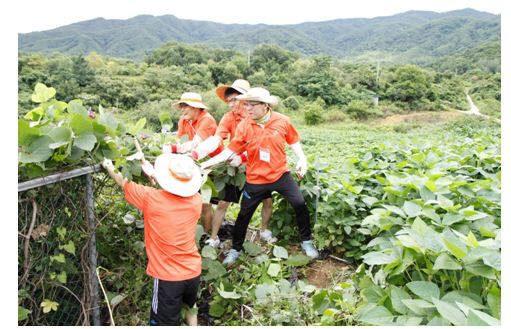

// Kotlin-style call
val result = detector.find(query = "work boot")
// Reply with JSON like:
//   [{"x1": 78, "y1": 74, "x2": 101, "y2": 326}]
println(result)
[
  {"x1": 300, "y1": 240, "x2": 319, "y2": 259},
  {"x1": 222, "y1": 249, "x2": 241, "y2": 265}
]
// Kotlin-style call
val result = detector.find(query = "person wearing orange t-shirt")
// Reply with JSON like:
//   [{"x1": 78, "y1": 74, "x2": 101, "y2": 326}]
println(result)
[
  {"x1": 192, "y1": 80, "x2": 274, "y2": 249},
  {"x1": 162, "y1": 92, "x2": 222, "y2": 233},
  {"x1": 101, "y1": 152, "x2": 204, "y2": 326},
  {"x1": 200, "y1": 87, "x2": 319, "y2": 265}
]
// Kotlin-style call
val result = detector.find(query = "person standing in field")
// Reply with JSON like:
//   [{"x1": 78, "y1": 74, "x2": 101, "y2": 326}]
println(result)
[
  {"x1": 101, "y1": 153, "x2": 204, "y2": 326},
  {"x1": 192, "y1": 80, "x2": 274, "y2": 248},
  {"x1": 199, "y1": 87, "x2": 319, "y2": 264},
  {"x1": 162, "y1": 92, "x2": 222, "y2": 233}
]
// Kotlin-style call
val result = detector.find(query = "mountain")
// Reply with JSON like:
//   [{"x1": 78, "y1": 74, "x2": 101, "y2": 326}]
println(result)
[{"x1": 18, "y1": 8, "x2": 500, "y2": 61}]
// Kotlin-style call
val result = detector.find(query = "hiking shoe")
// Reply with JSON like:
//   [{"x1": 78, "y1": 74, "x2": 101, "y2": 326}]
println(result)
[
  {"x1": 300, "y1": 240, "x2": 319, "y2": 259},
  {"x1": 205, "y1": 237, "x2": 221, "y2": 248},
  {"x1": 260, "y1": 229, "x2": 277, "y2": 243},
  {"x1": 223, "y1": 249, "x2": 241, "y2": 265}
]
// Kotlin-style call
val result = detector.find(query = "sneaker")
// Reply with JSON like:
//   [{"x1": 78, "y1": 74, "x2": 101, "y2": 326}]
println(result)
[
  {"x1": 222, "y1": 249, "x2": 241, "y2": 265},
  {"x1": 205, "y1": 237, "x2": 221, "y2": 248},
  {"x1": 300, "y1": 240, "x2": 319, "y2": 259},
  {"x1": 260, "y1": 229, "x2": 277, "y2": 243}
]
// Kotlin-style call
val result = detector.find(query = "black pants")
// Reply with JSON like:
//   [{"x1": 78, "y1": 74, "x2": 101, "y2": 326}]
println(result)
[
  {"x1": 149, "y1": 275, "x2": 200, "y2": 326},
  {"x1": 232, "y1": 171, "x2": 311, "y2": 251}
]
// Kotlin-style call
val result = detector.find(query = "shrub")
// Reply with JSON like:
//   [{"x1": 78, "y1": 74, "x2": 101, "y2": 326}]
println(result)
[
  {"x1": 283, "y1": 96, "x2": 301, "y2": 111},
  {"x1": 303, "y1": 102, "x2": 323, "y2": 125},
  {"x1": 344, "y1": 100, "x2": 382, "y2": 119}
]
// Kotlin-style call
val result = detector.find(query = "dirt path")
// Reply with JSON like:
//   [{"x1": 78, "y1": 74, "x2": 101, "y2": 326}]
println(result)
[{"x1": 459, "y1": 94, "x2": 500, "y2": 123}]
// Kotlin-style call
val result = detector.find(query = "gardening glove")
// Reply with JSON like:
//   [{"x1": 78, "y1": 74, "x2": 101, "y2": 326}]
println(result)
[
  {"x1": 140, "y1": 159, "x2": 156, "y2": 178},
  {"x1": 191, "y1": 135, "x2": 222, "y2": 160},
  {"x1": 200, "y1": 148, "x2": 236, "y2": 170},
  {"x1": 126, "y1": 151, "x2": 144, "y2": 161},
  {"x1": 101, "y1": 158, "x2": 114, "y2": 171},
  {"x1": 229, "y1": 152, "x2": 247, "y2": 167},
  {"x1": 290, "y1": 142, "x2": 307, "y2": 179}
]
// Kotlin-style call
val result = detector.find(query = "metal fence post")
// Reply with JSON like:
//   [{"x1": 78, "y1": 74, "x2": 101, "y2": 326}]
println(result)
[{"x1": 85, "y1": 174, "x2": 101, "y2": 325}]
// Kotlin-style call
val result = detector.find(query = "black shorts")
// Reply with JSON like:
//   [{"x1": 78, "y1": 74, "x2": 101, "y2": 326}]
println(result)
[
  {"x1": 149, "y1": 275, "x2": 200, "y2": 326},
  {"x1": 211, "y1": 184, "x2": 272, "y2": 204}
]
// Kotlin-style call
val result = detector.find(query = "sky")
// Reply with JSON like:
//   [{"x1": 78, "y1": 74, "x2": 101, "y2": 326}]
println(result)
[{"x1": 15, "y1": 0, "x2": 502, "y2": 33}]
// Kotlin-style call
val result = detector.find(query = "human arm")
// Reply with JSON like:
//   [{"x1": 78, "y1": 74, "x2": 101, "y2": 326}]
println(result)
[
  {"x1": 101, "y1": 158, "x2": 128, "y2": 188},
  {"x1": 289, "y1": 142, "x2": 307, "y2": 179},
  {"x1": 199, "y1": 148, "x2": 236, "y2": 170}
]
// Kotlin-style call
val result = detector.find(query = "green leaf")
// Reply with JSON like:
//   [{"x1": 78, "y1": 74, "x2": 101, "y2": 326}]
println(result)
[
  {"x1": 110, "y1": 294, "x2": 126, "y2": 308},
  {"x1": 467, "y1": 309, "x2": 500, "y2": 326},
  {"x1": 441, "y1": 291, "x2": 485, "y2": 310},
  {"x1": 255, "y1": 283, "x2": 276, "y2": 300},
  {"x1": 465, "y1": 262, "x2": 496, "y2": 280},
  {"x1": 272, "y1": 245, "x2": 288, "y2": 259},
  {"x1": 57, "y1": 271, "x2": 67, "y2": 284},
  {"x1": 24, "y1": 106, "x2": 45, "y2": 121},
  {"x1": 31, "y1": 83, "x2": 56, "y2": 103},
  {"x1": 202, "y1": 259, "x2": 226, "y2": 281},
  {"x1": 70, "y1": 113, "x2": 93, "y2": 135},
  {"x1": 74, "y1": 132, "x2": 97, "y2": 151},
  {"x1": 487, "y1": 285, "x2": 500, "y2": 319},
  {"x1": 159, "y1": 111, "x2": 171, "y2": 124},
  {"x1": 129, "y1": 118, "x2": 147, "y2": 136},
  {"x1": 243, "y1": 241, "x2": 262, "y2": 256},
  {"x1": 437, "y1": 194, "x2": 454, "y2": 209},
  {"x1": 217, "y1": 282, "x2": 241, "y2": 299},
  {"x1": 442, "y1": 213, "x2": 463, "y2": 226},
  {"x1": 68, "y1": 99, "x2": 88, "y2": 117},
  {"x1": 426, "y1": 179, "x2": 437, "y2": 192},
  {"x1": 431, "y1": 298, "x2": 466, "y2": 326},
  {"x1": 57, "y1": 227, "x2": 66, "y2": 239},
  {"x1": 40, "y1": 299, "x2": 59, "y2": 313},
  {"x1": 201, "y1": 245, "x2": 217, "y2": 260},
  {"x1": 48, "y1": 126, "x2": 72, "y2": 146},
  {"x1": 443, "y1": 238, "x2": 467, "y2": 260},
  {"x1": 267, "y1": 263, "x2": 281, "y2": 277},
  {"x1": 200, "y1": 184, "x2": 212, "y2": 203},
  {"x1": 195, "y1": 224, "x2": 204, "y2": 247},
  {"x1": 286, "y1": 255, "x2": 310, "y2": 267},
  {"x1": 401, "y1": 299, "x2": 435, "y2": 315},
  {"x1": 362, "y1": 196, "x2": 379, "y2": 207},
  {"x1": 358, "y1": 304, "x2": 395, "y2": 325},
  {"x1": 50, "y1": 253, "x2": 66, "y2": 263},
  {"x1": 208, "y1": 302, "x2": 224, "y2": 317},
  {"x1": 255, "y1": 254, "x2": 269, "y2": 264},
  {"x1": 18, "y1": 119, "x2": 40, "y2": 145},
  {"x1": 427, "y1": 316, "x2": 450, "y2": 325},
  {"x1": 362, "y1": 251, "x2": 397, "y2": 265},
  {"x1": 19, "y1": 136, "x2": 53, "y2": 163},
  {"x1": 406, "y1": 281, "x2": 440, "y2": 302},
  {"x1": 60, "y1": 241, "x2": 75, "y2": 255},
  {"x1": 403, "y1": 201, "x2": 421, "y2": 218},
  {"x1": 18, "y1": 306, "x2": 32, "y2": 321},
  {"x1": 390, "y1": 285, "x2": 412, "y2": 315},
  {"x1": 433, "y1": 253, "x2": 462, "y2": 270},
  {"x1": 382, "y1": 204, "x2": 406, "y2": 217}
]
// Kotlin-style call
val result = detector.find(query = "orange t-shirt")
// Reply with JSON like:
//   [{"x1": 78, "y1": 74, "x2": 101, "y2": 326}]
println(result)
[
  {"x1": 177, "y1": 111, "x2": 223, "y2": 157},
  {"x1": 123, "y1": 181, "x2": 202, "y2": 281},
  {"x1": 228, "y1": 112, "x2": 300, "y2": 184},
  {"x1": 216, "y1": 105, "x2": 247, "y2": 141}
]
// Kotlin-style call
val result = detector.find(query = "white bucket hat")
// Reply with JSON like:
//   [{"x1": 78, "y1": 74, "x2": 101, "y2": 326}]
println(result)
[
  {"x1": 154, "y1": 153, "x2": 202, "y2": 197},
  {"x1": 215, "y1": 79, "x2": 251, "y2": 102},
  {"x1": 235, "y1": 87, "x2": 278, "y2": 106},
  {"x1": 174, "y1": 92, "x2": 208, "y2": 110}
]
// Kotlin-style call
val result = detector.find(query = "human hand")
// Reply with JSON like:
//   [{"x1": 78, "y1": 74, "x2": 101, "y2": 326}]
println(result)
[
  {"x1": 229, "y1": 155, "x2": 242, "y2": 167},
  {"x1": 141, "y1": 160, "x2": 156, "y2": 177},
  {"x1": 126, "y1": 151, "x2": 144, "y2": 161}
]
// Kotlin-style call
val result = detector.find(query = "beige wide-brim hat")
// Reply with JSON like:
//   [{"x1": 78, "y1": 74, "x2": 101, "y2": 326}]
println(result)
[
  {"x1": 235, "y1": 87, "x2": 278, "y2": 106},
  {"x1": 216, "y1": 79, "x2": 251, "y2": 103},
  {"x1": 154, "y1": 153, "x2": 202, "y2": 197},
  {"x1": 174, "y1": 92, "x2": 208, "y2": 110}
]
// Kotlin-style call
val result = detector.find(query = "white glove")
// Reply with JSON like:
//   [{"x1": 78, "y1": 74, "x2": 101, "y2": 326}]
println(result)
[
  {"x1": 193, "y1": 136, "x2": 222, "y2": 160},
  {"x1": 102, "y1": 158, "x2": 114, "y2": 171},
  {"x1": 141, "y1": 160, "x2": 156, "y2": 177},
  {"x1": 229, "y1": 155, "x2": 242, "y2": 167},
  {"x1": 162, "y1": 143, "x2": 172, "y2": 154},
  {"x1": 126, "y1": 151, "x2": 144, "y2": 161},
  {"x1": 296, "y1": 158, "x2": 308, "y2": 179}
]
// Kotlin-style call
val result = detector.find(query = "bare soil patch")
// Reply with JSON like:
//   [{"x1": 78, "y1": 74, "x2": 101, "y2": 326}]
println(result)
[{"x1": 377, "y1": 111, "x2": 463, "y2": 125}]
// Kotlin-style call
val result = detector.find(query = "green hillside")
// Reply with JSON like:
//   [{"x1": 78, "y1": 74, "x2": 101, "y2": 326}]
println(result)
[{"x1": 18, "y1": 8, "x2": 500, "y2": 62}]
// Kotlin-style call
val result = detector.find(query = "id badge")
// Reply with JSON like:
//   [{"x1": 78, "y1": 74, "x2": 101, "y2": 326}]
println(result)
[{"x1": 259, "y1": 148, "x2": 270, "y2": 163}]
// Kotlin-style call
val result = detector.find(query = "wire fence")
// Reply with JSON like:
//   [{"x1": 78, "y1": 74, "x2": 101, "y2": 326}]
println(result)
[{"x1": 18, "y1": 167, "x2": 102, "y2": 325}]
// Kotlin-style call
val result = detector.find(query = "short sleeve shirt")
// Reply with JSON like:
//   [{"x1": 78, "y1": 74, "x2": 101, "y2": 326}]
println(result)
[
  {"x1": 228, "y1": 112, "x2": 300, "y2": 184},
  {"x1": 123, "y1": 181, "x2": 202, "y2": 281},
  {"x1": 177, "y1": 110, "x2": 222, "y2": 157},
  {"x1": 216, "y1": 105, "x2": 247, "y2": 141}
]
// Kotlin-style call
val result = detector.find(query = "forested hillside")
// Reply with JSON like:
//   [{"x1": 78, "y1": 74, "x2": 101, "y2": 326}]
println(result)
[{"x1": 19, "y1": 8, "x2": 500, "y2": 62}]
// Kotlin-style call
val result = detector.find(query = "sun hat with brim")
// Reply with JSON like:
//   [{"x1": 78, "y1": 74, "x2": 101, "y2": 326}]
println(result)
[
  {"x1": 235, "y1": 87, "x2": 278, "y2": 106},
  {"x1": 154, "y1": 153, "x2": 202, "y2": 197},
  {"x1": 215, "y1": 79, "x2": 251, "y2": 103},
  {"x1": 174, "y1": 92, "x2": 208, "y2": 110}
]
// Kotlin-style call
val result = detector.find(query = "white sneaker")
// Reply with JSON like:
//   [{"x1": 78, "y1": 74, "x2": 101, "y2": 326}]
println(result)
[
  {"x1": 205, "y1": 237, "x2": 221, "y2": 248},
  {"x1": 260, "y1": 229, "x2": 276, "y2": 243},
  {"x1": 300, "y1": 240, "x2": 319, "y2": 259},
  {"x1": 223, "y1": 249, "x2": 241, "y2": 265}
]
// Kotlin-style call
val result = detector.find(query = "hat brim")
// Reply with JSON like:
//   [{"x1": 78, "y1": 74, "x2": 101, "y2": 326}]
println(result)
[
  {"x1": 235, "y1": 94, "x2": 277, "y2": 106},
  {"x1": 174, "y1": 100, "x2": 208, "y2": 110},
  {"x1": 215, "y1": 85, "x2": 247, "y2": 103},
  {"x1": 154, "y1": 154, "x2": 202, "y2": 197}
]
